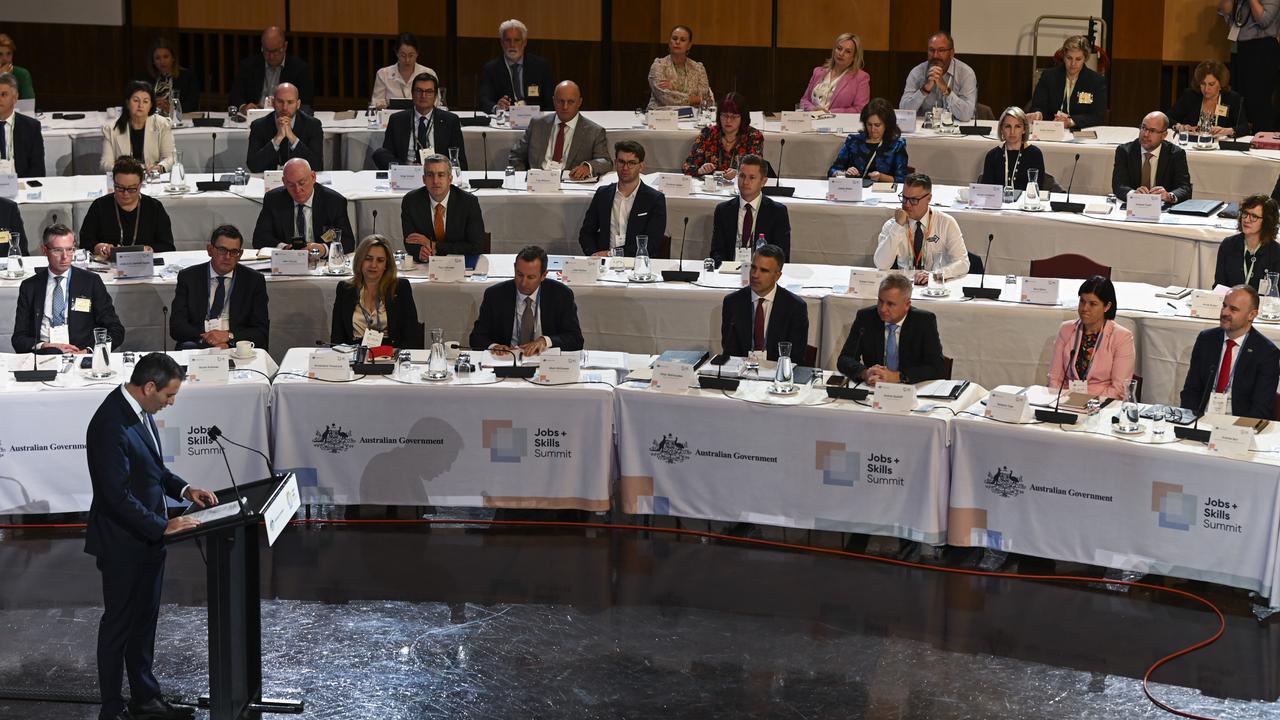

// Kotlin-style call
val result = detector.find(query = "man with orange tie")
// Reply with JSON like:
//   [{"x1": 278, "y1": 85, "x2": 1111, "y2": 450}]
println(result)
[
  {"x1": 401, "y1": 154, "x2": 485, "y2": 261},
  {"x1": 506, "y1": 80, "x2": 610, "y2": 180},
  {"x1": 1180, "y1": 284, "x2": 1279, "y2": 419}
]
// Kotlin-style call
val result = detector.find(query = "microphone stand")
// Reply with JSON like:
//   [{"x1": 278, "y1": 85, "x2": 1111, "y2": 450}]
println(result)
[
  {"x1": 471, "y1": 131, "x2": 503, "y2": 189},
  {"x1": 762, "y1": 138, "x2": 795, "y2": 197},
  {"x1": 196, "y1": 132, "x2": 232, "y2": 191},
  {"x1": 1050, "y1": 153, "x2": 1085, "y2": 213},
  {"x1": 962, "y1": 233, "x2": 1000, "y2": 299},
  {"x1": 1035, "y1": 323, "x2": 1081, "y2": 423},
  {"x1": 1174, "y1": 366, "x2": 1217, "y2": 443},
  {"x1": 661, "y1": 216, "x2": 698, "y2": 282}
]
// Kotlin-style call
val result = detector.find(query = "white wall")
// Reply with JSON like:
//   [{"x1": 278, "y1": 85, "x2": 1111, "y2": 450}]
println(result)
[
  {"x1": 951, "y1": 0, "x2": 1105, "y2": 57},
  {"x1": 0, "y1": 0, "x2": 122, "y2": 26}
]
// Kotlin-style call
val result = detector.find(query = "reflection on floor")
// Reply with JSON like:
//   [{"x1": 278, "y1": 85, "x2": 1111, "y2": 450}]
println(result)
[{"x1": 0, "y1": 515, "x2": 1277, "y2": 719}]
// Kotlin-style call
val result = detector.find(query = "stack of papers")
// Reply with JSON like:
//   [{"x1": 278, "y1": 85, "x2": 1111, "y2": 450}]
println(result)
[{"x1": 697, "y1": 356, "x2": 746, "y2": 377}]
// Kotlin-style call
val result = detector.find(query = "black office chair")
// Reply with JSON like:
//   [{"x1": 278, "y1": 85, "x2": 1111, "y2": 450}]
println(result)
[{"x1": 967, "y1": 251, "x2": 985, "y2": 276}]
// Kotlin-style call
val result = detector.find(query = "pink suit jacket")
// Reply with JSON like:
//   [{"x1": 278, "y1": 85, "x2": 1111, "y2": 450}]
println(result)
[
  {"x1": 799, "y1": 66, "x2": 870, "y2": 114},
  {"x1": 1047, "y1": 319, "x2": 1136, "y2": 400}
]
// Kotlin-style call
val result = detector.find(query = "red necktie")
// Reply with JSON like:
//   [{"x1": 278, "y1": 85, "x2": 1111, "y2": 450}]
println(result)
[
  {"x1": 1215, "y1": 338, "x2": 1236, "y2": 393},
  {"x1": 740, "y1": 204, "x2": 754, "y2": 248},
  {"x1": 552, "y1": 122, "x2": 567, "y2": 163},
  {"x1": 753, "y1": 298, "x2": 765, "y2": 351}
]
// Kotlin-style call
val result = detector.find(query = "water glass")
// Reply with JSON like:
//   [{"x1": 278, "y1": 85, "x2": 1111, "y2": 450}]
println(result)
[
  {"x1": 328, "y1": 241, "x2": 345, "y2": 273},
  {"x1": 394, "y1": 249, "x2": 407, "y2": 270}
]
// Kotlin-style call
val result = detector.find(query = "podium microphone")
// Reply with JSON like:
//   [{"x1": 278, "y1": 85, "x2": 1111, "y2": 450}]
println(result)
[
  {"x1": 662, "y1": 217, "x2": 697, "y2": 282},
  {"x1": 471, "y1": 132, "x2": 503, "y2": 189},
  {"x1": 962, "y1": 234, "x2": 1000, "y2": 299},
  {"x1": 762, "y1": 138, "x2": 794, "y2": 197},
  {"x1": 1050, "y1": 153, "x2": 1084, "y2": 213}
]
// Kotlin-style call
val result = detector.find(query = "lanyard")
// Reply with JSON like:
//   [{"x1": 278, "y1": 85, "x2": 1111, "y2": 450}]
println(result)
[
  {"x1": 1002, "y1": 147, "x2": 1022, "y2": 189},
  {"x1": 1070, "y1": 321, "x2": 1103, "y2": 380},
  {"x1": 1244, "y1": 247, "x2": 1259, "y2": 284},
  {"x1": 1061, "y1": 76, "x2": 1075, "y2": 114},
  {"x1": 862, "y1": 141, "x2": 880, "y2": 176},
  {"x1": 412, "y1": 111, "x2": 435, "y2": 157},
  {"x1": 114, "y1": 201, "x2": 141, "y2": 246}
]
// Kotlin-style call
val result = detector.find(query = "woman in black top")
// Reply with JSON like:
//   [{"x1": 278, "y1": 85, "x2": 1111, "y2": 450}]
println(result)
[
  {"x1": 1027, "y1": 35, "x2": 1108, "y2": 130},
  {"x1": 331, "y1": 234, "x2": 422, "y2": 348},
  {"x1": 80, "y1": 156, "x2": 175, "y2": 256},
  {"x1": 145, "y1": 37, "x2": 200, "y2": 113},
  {"x1": 1170, "y1": 59, "x2": 1248, "y2": 138},
  {"x1": 979, "y1": 106, "x2": 1045, "y2": 191},
  {"x1": 1214, "y1": 194, "x2": 1280, "y2": 289}
]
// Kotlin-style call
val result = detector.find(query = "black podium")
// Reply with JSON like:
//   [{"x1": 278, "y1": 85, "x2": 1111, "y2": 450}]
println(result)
[{"x1": 166, "y1": 474, "x2": 303, "y2": 719}]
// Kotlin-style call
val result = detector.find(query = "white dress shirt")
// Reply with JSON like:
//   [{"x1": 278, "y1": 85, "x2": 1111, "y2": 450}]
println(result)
[
  {"x1": 610, "y1": 183, "x2": 640, "y2": 243},
  {"x1": 0, "y1": 113, "x2": 14, "y2": 163},
  {"x1": 873, "y1": 208, "x2": 971, "y2": 279},
  {"x1": 39, "y1": 267, "x2": 72, "y2": 345},
  {"x1": 542, "y1": 114, "x2": 580, "y2": 170},
  {"x1": 735, "y1": 194, "x2": 764, "y2": 247}
]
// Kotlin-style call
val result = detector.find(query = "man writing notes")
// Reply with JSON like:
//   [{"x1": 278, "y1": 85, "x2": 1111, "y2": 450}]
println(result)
[
  {"x1": 469, "y1": 245, "x2": 584, "y2": 357},
  {"x1": 170, "y1": 224, "x2": 270, "y2": 351},
  {"x1": 507, "y1": 80, "x2": 610, "y2": 181},
  {"x1": 12, "y1": 224, "x2": 125, "y2": 354},
  {"x1": 837, "y1": 273, "x2": 946, "y2": 385},
  {"x1": 578, "y1": 140, "x2": 667, "y2": 257},
  {"x1": 401, "y1": 154, "x2": 485, "y2": 262},
  {"x1": 478, "y1": 19, "x2": 556, "y2": 113},
  {"x1": 1111, "y1": 111, "x2": 1193, "y2": 205},
  {"x1": 899, "y1": 31, "x2": 977, "y2": 122},
  {"x1": 1180, "y1": 284, "x2": 1280, "y2": 419},
  {"x1": 873, "y1": 172, "x2": 969, "y2": 283},
  {"x1": 709, "y1": 154, "x2": 790, "y2": 264},
  {"x1": 245, "y1": 82, "x2": 324, "y2": 173},
  {"x1": 251, "y1": 158, "x2": 354, "y2": 255},
  {"x1": 720, "y1": 243, "x2": 808, "y2": 363},
  {"x1": 372, "y1": 72, "x2": 467, "y2": 170}
]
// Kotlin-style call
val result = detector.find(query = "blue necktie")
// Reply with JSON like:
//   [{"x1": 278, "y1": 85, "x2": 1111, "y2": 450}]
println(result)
[
  {"x1": 885, "y1": 323, "x2": 899, "y2": 372},
  {"x1": 207, "y1": 276, "x2": 226, "y2": 320},
  {"x1": 51, "y1": 276, "x2": 66, "y2": 326}
]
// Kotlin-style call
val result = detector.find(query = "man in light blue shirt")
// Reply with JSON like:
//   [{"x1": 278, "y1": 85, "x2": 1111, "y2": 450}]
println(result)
[{"x1": 899, "y1": 31, "x2": 978, "y2": 122}]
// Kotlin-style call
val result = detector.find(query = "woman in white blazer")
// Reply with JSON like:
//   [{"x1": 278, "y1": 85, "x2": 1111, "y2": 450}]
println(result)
[{"x1": 101, "y1": 80, "x2": 175, "y2": 172}]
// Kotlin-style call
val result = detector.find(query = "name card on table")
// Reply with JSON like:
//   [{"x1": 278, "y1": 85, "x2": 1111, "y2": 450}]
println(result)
[
  {"x1": 187, "y1": 354, "x2": 229, "y2": 384},
  {"x1": 263, "y1": 170, "x2": 284, "y2": 192},
  {"x1": 873, "y1": 382, "x2": 916, "y2": 413},
  {"x1": 828, "y1": 177, "x2": 863, "y2": 202},
  {"x1": 0, "y1": 173, "x2": 16, "y2": 200},
  {"x1": 894, "y1": 109, "x2": 917, "y2": 134},
  {"x1": 985, "y1": 390, "x2": 1028, "y2": 423},
  {"x1": 428, "y1": 255, "x2": 465, "y2": 282},
  {"x1": 1031, "y1": 120, "x2": 1068, "y2": 142},
  {"x1": 509, "y1": 105, "x2": 540, "y2": 129},
  {"x1": 537, "y1": 354, "x2": 581, "y2": 384},
  {"x1": 781, "y1": 111, "x2": 812, "y2": 133},
  {"x1": 308, "y1": 350, "x2": 350, "y2": 381},
  {"x1": 114, "y1": 251, "x2": 155, "y2": 279},
  {"x1": 1020, "y1": 277, "x2": 1059, "y2": 305},
  {"x1": 657, "y1": 172, "x2": 690, "y2": 197},
  {"x1": 1126, "y1": 193, "x2": 1162, "y2": 222},
  {"x1": 1187, "y1": 291, "x2": 1223, "y2": 319},
  {"x1": 389, "y1": 164, "x2": 420, "y2": 191},
  {"x1": 1208, "y1": 424, "x2": 1253, "y2": 460},
  {"x1": 527, "y1": 168, "x2": 561, "y2": 193},
  {"x1": 647, "y1": 109, "x2": 679, "y2": 130},
  {"x1": 651, "y1": 360, "x2": 696, "y2": 393},
  {"x1": 271, "y1": 249, "x2": 310, "y2": 275},
  {"x1": 561, "y1": 257, "x2": 599, "y2": 284},
  {"x1": 968, "y1": 183, "x2": 1004, "y2": 209},
  {"x1": 847, "y1": 269, "x2": 885, "y2": 298}
]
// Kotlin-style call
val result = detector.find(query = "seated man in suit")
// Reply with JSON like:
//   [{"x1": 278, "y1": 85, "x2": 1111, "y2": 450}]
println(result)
[
  {"x1": 720, "y1": 243, "x2": 808, "y2": 363},
  {"x1": 401, "y1": 154, "x2": 485, "y2": 262},
  {"x1": 229, "y1": 25, "x2": 313, "y2": 113},
  {"x1": 578, "y1": 139, "x2": 667, "y2": 256},
  {"x1": 1180, "y1": 284, "x2": 1280, "y2": 419},
  {"x1": 0, "y1": 72, "x2": 43, "y2": 178},
  {"x1": 372, "y1": 71, "x2": 467, "y2": 171},
  {"x1": 872, "y1": 172, "x2": 969, "y2": 282},
  {"x1": 1111, "y1": 111, "x2": 1192, "y2": 205},
  {"x1": 170, "y1": 224, "x2": 269, "y2": 351},
  {"x1": 709, "y1": 154, "x2": 790, "y2": 264},
  {"x1": 478, "y1": 18, "x2": 556, "y2": 113},
  {"x1": 836, "y1": 272, "x2": 946, "y2": 385},
  {"x1": 469, "y1": 245, "x2": 583, "y2": 356},
  {"x1": 245, "y1": 82, "x2": 324, "y2": 173},
  {"x1": 12, "y1": 224, "x2": 125, "y2": 354},
  {"x1": 251, "y1": 158, "x2": 354, "y2": 255},
  {"x1": 507, "y1": 80, "x2": 610, "y2": 180},
  {"x1": 0, "y1": 195, "x2": 28, "y2": 255}
]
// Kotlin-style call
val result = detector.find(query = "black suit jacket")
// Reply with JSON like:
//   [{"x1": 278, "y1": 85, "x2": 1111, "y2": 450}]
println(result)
[
  {"x1": 10, "y1": 112, "x2": 44, "y2": 178},
  {"x1": 331, "y1": 278, "x2": 422, "y2": 348},
  {"x1": 0, "y1": 197, "x2": 28, "y2": 255},
  {"x1": 84, "y1": 386, "x2": 187, "y2": 561},
  {"x1": 228, "y1": 54, "x2": 314, "y2": 109},
  {"x1": 1029, "y1": 65, "x2": 1109, "y2": 129},
  {"x1": 1111, "y1": 139, "x2": 1193, "y2": 203},
  {"x1": 836, "y1": 306, "x2": 945, "y2": 384},
  {"x1": 11, "y1": 267, "x2": 126, "y2": 353},
  {"x1": 578, "y1": 182, "x2": 667, "y2": 256},
  {"x1": 1180, "y1": 326, "x2": 1280, "y2": 419},
  {"x1": 400, "y1": 185, "x2": 485, "y2": 257},
  {"x1": 1170, "y1": 89, "x2": 1248, "y2": 137},
  {"x1": 469, "y1": 278, "x2": 583, "y2": 351},
  {"x1": 720, "y1": 285, "x2": 809, "y2": 363},
  {"x1": 246, "y1": 111, "x2": 324, "y2": 173},
  {"x1": 478, "y1": 53, "x2": 556, "y2": 112},
  {"x1": 710, "y1": 195, "x2": 791, "y2": 264},
  {"x1": 251, "y1": 184, "x2": 354, "y2": 252},
  {"x1": 372, "y1": 108, "x2": 468, "y2": 170},
  {"x1": 170, "y1": 262, "x2": 270, "y2": 350},
  {"x1": 141, "y1": 68, "x2": 202, "y2": 112},
  {"x1": 1214, "y1": 233, "x2": 1280, "y2": 290}
]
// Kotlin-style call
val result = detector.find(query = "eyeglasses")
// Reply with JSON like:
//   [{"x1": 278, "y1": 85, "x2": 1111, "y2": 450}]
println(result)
[
  {"x1": 412, "y1": 88, "x2": 437, "y2": 96},
  {"x1": 210, "y1": 245, "x2": 244, "y2": 257},
  {"x1": 113, "y1": 184, "x2": 141, "y2": 194},
  {"x1": 898, "y1": 192, "x2": 931, "y2": 206},
  {"x1": 45, "y1": 247, "x2": 75, "y2": 256},
  {"x1": 1242, "y1": 211, "x2": 1264, "y2": 221},
  {"x1": 719, "y1": 113, "x2": 741, "y2": 120},
  {"x1": 615, "y1": 159, "x2": 641, "y2": 167},
  {"x1": 1139, "y1": 125, "x2": 1164, "y2": 134},
  {"x1": 261, "y1": 45, "x2": 285, "y2": 56}
]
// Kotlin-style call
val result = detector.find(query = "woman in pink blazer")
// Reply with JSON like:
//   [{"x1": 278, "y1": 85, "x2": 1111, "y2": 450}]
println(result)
[
  {"x1": 799, "y1": 33, "x2": 871, "y2": 114},
  {"x1": 1047, "y1": 276, "x2": 1136, "y2": 400}
]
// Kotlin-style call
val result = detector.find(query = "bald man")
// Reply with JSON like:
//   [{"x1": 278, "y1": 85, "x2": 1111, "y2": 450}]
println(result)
[
  {"x1": 507, "y1": 80, "x2": 610, "y2": 180},
  {"x1": 245, "y1": 82, "x2": 324, "y2": 172},
  {"x1": 229, "y1": 25, "x2": 314, "y2": 112},
  {"x1": 1111, "y1": 110, "x2": 1193, "y2": 205},
  {"x1": 251, "y1": 158, "x2": 354, "y2": 254}
]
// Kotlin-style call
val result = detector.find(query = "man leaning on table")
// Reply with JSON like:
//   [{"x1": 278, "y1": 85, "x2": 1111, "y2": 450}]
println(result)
[
  {"x1": 12, "y1": 224, "x2": 125, "y2": 354},
  {"x1": 578, "y1": 140, "x2": 667, "y2": 257},
  {"x1": 372, "y1": 71, "x2": 467, "y2": 171},
  {"x1": 0, "y1": 72, "x2": 42, "y2": 178},
  {"x1": 245, "y1": 82, "x2": 324, "y2": 173},
  {"x1": 507, "y1": 80, "x2": 610, "y2": 181},
  {"x1": 873, "y1": 172, "x2": 969, "y2": 283},
  {"x1": 898, "y1": 31, "x2": 977, "y2": 123},
  {"x1": 1110, "y1": 111, "x2": 1192, "y2": 205},
  {"x1": 837, "y1": 273, "x2": 945, "y2": 386},
  {"x1": 251, "y1": 158, "x2": 354, "y2": 256},
  {"x1": 709, "y1": 154, "x2": 790, "y2": 264},
  {"x1": 720, "y1": 243, "x2": 808, "y2": 364},
  {"x1": 401, "y1": 154, "x2": 485, "y2": 262},
  {"x1": 469, "y1": 245, "x2": 583, "y2": 357},
  {"x1": 1179, "y1": 284, "x2": 1280, "y2": 420},
  {"x1": 170, "y1": 224, "x2": 269, "y2": 351}
]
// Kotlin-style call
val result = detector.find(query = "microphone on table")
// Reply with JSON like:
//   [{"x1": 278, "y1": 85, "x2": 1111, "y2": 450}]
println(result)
[
  {"x1": 196, "y1": 133, "x2": 231, "y2": 192},
  {"x1": 962, "y1": 234, "x2": 1000, "y2": 299},
  {"x1": 661, "y1": 217, "x2": 698, "y2": 282},
  {"x1": 1050, "y1": 153, "x2": 1084, "y2": 213},
  {"x1": 826, "y1": 327, "x2": 867, "y2": 400},
  {"x1": 1175, "y1": 366, "x2": 1217, "y2": 443},
  {"x1": 1035, "y1": 321, "x2": 1081, "y2": 424},
  {"x1": 762, "y1": 137, "x2": 794, "y2": 197},
  {"x1": 161, "y1": 306, "x2": 170, "y2": 354},
  {"x1": 371, "y1": 208, "x2": 378, "y2": 235},
  {"x1": 471, "y1": 132, "x2": 503, "y2": 189}
]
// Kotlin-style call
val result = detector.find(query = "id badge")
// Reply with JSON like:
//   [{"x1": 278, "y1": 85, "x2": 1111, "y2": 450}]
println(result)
[
  {"x1": 73, "y1": 297, "x2": 92, "y2": 312},
  {"x1": 0, "y1": 159, "x2": 13, "y2": 176},
  {"x1": 49, "y1": 325, "x2": 70, "y2": 346},
  {"x1": 204, "y1": 318, "x2": 227, "y2": 332},
  {"x1": 1068, "y1": 380, "x2": 1088, "y2": 394},
  {"x1": 1207, "y1": 392, "x2": 1230, "y2": 416},
  {"x1": 418, "y1": 147, "x2": 433, "y2": 164},
  {"x1": 527, "y1": 84, "x2": 540, "y2": 98},
  {"x1": 361, "y1": 329, "x2": 384, "y2": 347},
  {"x1": 747, "y1": 350, "x2": 767, "y2": 364}
]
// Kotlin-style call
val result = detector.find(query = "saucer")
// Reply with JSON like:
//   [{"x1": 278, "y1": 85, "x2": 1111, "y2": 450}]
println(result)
[
  {"x1": 766, "y1": 384, "x2": 800, "y2": 396},
  {"x1": 232, "y1": 351, "x2": 256, "y2": 360}
]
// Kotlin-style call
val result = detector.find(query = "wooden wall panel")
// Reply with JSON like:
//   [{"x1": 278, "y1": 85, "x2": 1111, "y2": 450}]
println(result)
[
  {"x1": 890, "y1": 0, "x2": 941, "y2": 51},
  {"x1": 1162, "y1": 0, "x2": 1229, "y2": 62},
  {"x1": 777, "y1": 0, "x2": 891, "y2": 51},
  {"x1": 1112, "y1": 0, "x2": 1164, "y2": 59},
  {"x1": 291, "y1": 0, "x2": 398, "y2": 36},
  {"x1": 660, "y1": 0, "x2": 771, "y2": 47},
  {"x1": 131, "y1": 0, "x2": 178, "y2": 28},
  {"x1": 457, "y1": 0, "x2": 601, "y2": 41},
  {"x1": 176, "y1": 0, "x2": 285, "y2": 31},
  {"x1": 397, "y1": 0, "x2": 448, "y2": 38},
  {"x1": 613, "y1": 1, "x2": 662, "y2": 44}
]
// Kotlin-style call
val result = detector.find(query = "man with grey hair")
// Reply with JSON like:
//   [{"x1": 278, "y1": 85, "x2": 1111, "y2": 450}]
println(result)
[
  {"x1": 229, "y1": 25, "x2": 314, "y2": 113},
  {"x1": 12, "y1": 224, "x2": 125, "y2": 354},
  {"x1": 401, "y1": 154, "x2": 485, "y2": 261},
  {"x1": 836, "y1": 272, "x2": 946, "y2": 385},
  {"x1": 478, "y1": 18, "x2": 556, "y2": 113},
  {"x1": 1111, "y1": 110, "x2": 1192, "y2": 205},
  {"x1": 0, "y1": 72, "x2": 43, "y2": 177}
]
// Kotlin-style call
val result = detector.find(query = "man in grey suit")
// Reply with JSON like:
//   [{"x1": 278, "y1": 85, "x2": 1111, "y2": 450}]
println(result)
[{"x1": 507, "y1": 80, "x2": 610, "y2": 180}]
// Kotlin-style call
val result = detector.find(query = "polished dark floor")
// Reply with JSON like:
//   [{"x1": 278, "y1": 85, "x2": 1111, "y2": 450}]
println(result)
[{"x1": 0, "y1": 512, "x2": 1277, "y2": 720}]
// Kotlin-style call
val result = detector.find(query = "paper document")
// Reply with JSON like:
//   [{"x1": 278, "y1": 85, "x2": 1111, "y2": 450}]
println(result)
[{"x1": 186, "y1": 498, "x2": 247, "y2": 523}]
